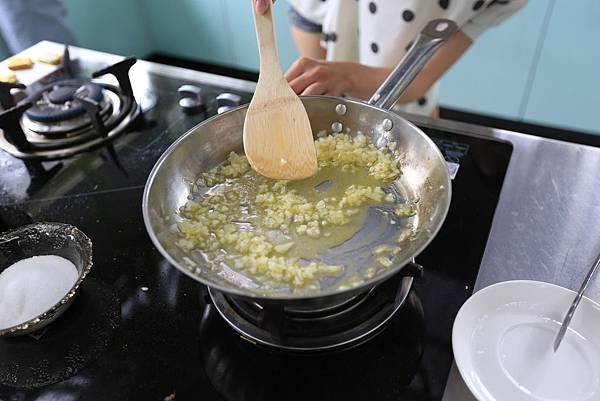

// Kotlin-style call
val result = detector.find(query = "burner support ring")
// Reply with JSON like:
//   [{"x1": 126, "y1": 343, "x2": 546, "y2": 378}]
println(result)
[{"x1": 209, "y1": 272, "x2": 415, "y2": 352}]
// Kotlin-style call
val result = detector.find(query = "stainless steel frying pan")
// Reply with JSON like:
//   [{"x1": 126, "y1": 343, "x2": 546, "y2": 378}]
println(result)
[{"x1": 143, "y1": 19, "x2": 456, "y2": 302}]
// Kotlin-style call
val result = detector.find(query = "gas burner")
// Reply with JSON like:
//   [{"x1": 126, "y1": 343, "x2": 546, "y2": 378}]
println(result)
[
  {"x1": 199, "y1": 289, "x2": 425, "y2": 401},
  {"x1": 0, "y1": 51, "x2": 141, "y2": 160},
  {"x1": 22, "y1": 80, "x2": 115, "y2": 139},
  {"x1": 209, "y1": 267, "x2": 421, "y2": 352},
  {"x1": 25, "y1": 80, "x2": 106, "y2": 126}
]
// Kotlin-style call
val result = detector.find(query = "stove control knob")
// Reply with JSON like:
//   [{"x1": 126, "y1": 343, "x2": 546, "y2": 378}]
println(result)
[
  {"x1": 178, "y1": 85, "x2": 204, "y2": 114},
  {"x1": 216, "y1": 93, "x2": 242, "y2": 114}
]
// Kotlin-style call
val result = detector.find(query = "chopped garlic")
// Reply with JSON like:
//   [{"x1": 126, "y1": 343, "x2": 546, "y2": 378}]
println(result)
[
  {"x1": 176, "y1": 133, "x2": 402, "y2": 289},
  {"x1": 376, "y1": 256, "x2": 393, "y2": 268},
  {"x1": 373, "y1": 245, "x2": 390, "y2": 255},
  {"x1": 395, "y1": 203, "x2": 416, "y2": 218},
  {"x1": 396, "y1": 229, "x2": 412, "y2": 243}
]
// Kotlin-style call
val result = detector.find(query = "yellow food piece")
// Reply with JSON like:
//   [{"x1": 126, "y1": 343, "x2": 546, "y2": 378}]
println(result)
[
  {"x1": 372, "y1": 245, "x2": 402, "y2": 267},
  {"x1": 315, "y1": 133, "x2": 400, "y2": 181},
  {"x1": 364, "y1": 266, "x2": 377, "y2": 279},
  {"x1": 390, "y1": 246, "x2": 402, "y2": 255},
  {"x1": 337, "y1": 275, "x2": 365, "y2": 291},
  {"x1": 0, "y1": 70, "x2": 17, "y2": 83},
  {"x1": 177, "y1": 133, "x2": 401, "y2": 289},
  {"x1": 395, "y1": 203, "x2": 416, "y2": 218},
  {"x1": 376, "y1": 256, "x2": 393, "y2": 268},
  {"x1": 201, "y1": 151, "x2": 251, "y2": 186},
  {"x1": 37, "y1": 52, "x2": 62, "y2": 65},
  {"x1": 373, "y1": 245, "x2": 391, "y2": 255},
  {"x1": 396, "y1": 228, "x2": 413, "y2": 243},
  {"x1": 254, "y1": 182, "x2": 384, "y2": 235},
  {"x1": 7, "y1": 56, "x2": 33, "y2": 70}
]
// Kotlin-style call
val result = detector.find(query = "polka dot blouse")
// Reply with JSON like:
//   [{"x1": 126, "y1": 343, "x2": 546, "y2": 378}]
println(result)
[{"x1": 287, "y1": 0, "x2": 527, "y2": 116}]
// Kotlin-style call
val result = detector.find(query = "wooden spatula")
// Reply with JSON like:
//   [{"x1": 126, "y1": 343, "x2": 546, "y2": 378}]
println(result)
[{"x1": 243, "y1": 0, "x2": 318, "y2": 180}]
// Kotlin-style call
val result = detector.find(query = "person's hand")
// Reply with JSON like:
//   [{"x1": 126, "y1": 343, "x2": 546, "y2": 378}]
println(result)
[
  {"x1": 255, "y1": 0, "x2": 275, "y2": 14},
  {"x1": 285, "y1": 57, "x2": 358, "y2": 96}
]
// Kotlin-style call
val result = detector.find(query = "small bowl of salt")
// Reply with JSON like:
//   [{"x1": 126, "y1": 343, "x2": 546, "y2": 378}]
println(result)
[{"x1": 0, "y1": 222, "x2": 92, "y2": 337}]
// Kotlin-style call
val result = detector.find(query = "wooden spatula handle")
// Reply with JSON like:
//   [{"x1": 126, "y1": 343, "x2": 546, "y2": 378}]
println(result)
[{"x1": 251, "y1": 0, "x2": 282, "y2": 77}]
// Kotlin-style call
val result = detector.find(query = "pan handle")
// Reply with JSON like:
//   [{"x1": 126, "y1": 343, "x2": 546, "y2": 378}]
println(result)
[{"x1": 368, "y1": 19, "x2": 458, "y2": 111}]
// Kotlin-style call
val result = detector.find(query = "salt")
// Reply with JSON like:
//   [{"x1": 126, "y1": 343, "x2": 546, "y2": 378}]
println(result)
[{"x1": 0, "y1": 255, "x2": 78, "y2": 330}]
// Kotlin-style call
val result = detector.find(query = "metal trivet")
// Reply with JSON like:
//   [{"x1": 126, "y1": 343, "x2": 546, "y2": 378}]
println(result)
[
  {"x1": 199, "y1": 290, "x2": 426, "y2": 401},
  {"x1": 209, "y1": 269, "x2": 420, "y2": 352},
  {"x1": 0, "y1": 48, "x2": 141, "y2": 160}
]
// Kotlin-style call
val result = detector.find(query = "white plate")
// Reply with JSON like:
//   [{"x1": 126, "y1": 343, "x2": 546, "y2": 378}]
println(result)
[{"x1": 453, "y1": 280, "x2": 600, "y2": 401}]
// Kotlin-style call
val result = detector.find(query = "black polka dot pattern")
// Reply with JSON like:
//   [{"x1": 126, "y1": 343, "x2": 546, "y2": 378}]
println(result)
[
  {"x1": 368, "y1": 2, "x2": 377, "y2": 13},
  {"x1": 488, "y1": 0, "x2": 511, "y2": 6},
  {"x1": 321, "y1": 32, "x2": 337, "y2": 42},
  {"x1": 473, "y1": 0, "x2": 485, "y2": 11},
  {"x1": 439, "y1": 0, "x2": 450, "y2": 9},
  {"x1": 370, "y1": 42, "x2": 379, "y2": 53},
  {"x1": 418, "y1": 97, "x2": 427, "y2": 106},
  {"x1": 402, "y1": 9, "x2": 415, "y2": 22}
]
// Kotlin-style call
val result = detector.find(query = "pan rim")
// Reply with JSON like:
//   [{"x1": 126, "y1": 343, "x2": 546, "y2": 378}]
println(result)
[{"x1": 142, "y1": 95, "x2": 452, "y2": 301}]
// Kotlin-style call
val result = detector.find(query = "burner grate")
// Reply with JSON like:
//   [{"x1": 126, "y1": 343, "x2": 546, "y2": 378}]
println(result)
[
  {"x1": 209, "y1": 269, "x2": 420, "y2": 352},
  {"x1": 0, "y1": 54, "x2": 141, "y2": 159}
]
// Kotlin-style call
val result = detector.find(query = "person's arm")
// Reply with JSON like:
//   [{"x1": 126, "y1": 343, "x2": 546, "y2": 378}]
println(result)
[
  {"x1": 285, "y1": 30, "x2": 472, "y2": 102},
  {"x1": 291, "y1": 26, "x2": 326, "y2": 60},
  {"x1": 0, "y1": 0, "x2": 77, "y2": 54},
  {"x1": 399, "y1": 30, "x2": 472, "y2": 102},
  {"x1": 255, "y1": 1, "x2": 325, "y2": 59}
]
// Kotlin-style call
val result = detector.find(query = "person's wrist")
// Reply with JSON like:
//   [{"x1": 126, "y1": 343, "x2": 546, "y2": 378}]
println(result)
[
  {"x1": 334, "y1": 61, "x2": 361, "y2": 97},
  {"x1": 362, "y1": 66, "x2": 393, "y2": 100}
]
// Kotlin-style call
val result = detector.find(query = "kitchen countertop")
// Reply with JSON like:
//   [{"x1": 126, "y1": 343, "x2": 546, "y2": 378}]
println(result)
[
  {"x1": 401, "y1": 113, "x2": 600, "y2": 300},
  {"x1": 402, "y1": 114, "x2": 600, "y2": 401},
  {"x1": 137, "y1": 59, "x2": 600, "y2": 400},
  {"x1": 20, "y1": 44, "x2": 600, "y2": 302},
  {"x1": 7, "y1": 42, "x2": 600, "y2": 399}
]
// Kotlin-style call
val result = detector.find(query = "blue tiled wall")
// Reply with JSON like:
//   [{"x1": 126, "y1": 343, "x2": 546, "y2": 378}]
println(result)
[
  {"x1": 138, "y1": 0, "x2": 298, "y2": 71},
  {"x1": 141, "y1": 0, "x2": 233, "y2": 64},
  {"x1": 1, "y1": 1, "x2": 598, "y2": 135},
  {"x1": 437, "y1": 1, "x2": 550, "y2": 120},
  {"x1": 220, "y1": 0, "x2": 298, "y2": 71},
  {"x1": 64, "y1": 0, "x2": 153, "y2": 57},
  {"x1": 522, "y1": 0, "x2": 600, "y2": 134}
]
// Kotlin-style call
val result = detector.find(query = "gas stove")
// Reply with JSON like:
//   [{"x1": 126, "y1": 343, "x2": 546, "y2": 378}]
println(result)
[
  {"x1": 0, "y1": 47, "x2": 142, "y2": 160},
  {"x1": 0, "y1": 42, "x2": 512, "y2": 401}
]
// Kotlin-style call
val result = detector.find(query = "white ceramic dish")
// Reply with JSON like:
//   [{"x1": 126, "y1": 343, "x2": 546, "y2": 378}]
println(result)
[{"x1": 453, "y1": 280, "x2": 600, "y2": 401}]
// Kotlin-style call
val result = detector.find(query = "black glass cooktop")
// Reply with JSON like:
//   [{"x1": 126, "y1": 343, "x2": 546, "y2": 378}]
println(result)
[{"x1": 0, "y1": 66, "x2": 512, "y2": 400}]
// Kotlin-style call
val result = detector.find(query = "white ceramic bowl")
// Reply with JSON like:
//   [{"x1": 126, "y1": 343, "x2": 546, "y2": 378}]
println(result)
[
  {"x1": 0, "y1": 222, "x2": 93, "y2": 336},
  {"x1": 453, "y1": 280, "x2": 600, "y2": 401}
]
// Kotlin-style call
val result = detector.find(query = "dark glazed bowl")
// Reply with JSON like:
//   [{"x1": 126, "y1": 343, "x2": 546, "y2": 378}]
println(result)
[{"x1": 0, "y1": 222, "x2": 93, "y2": 337}]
